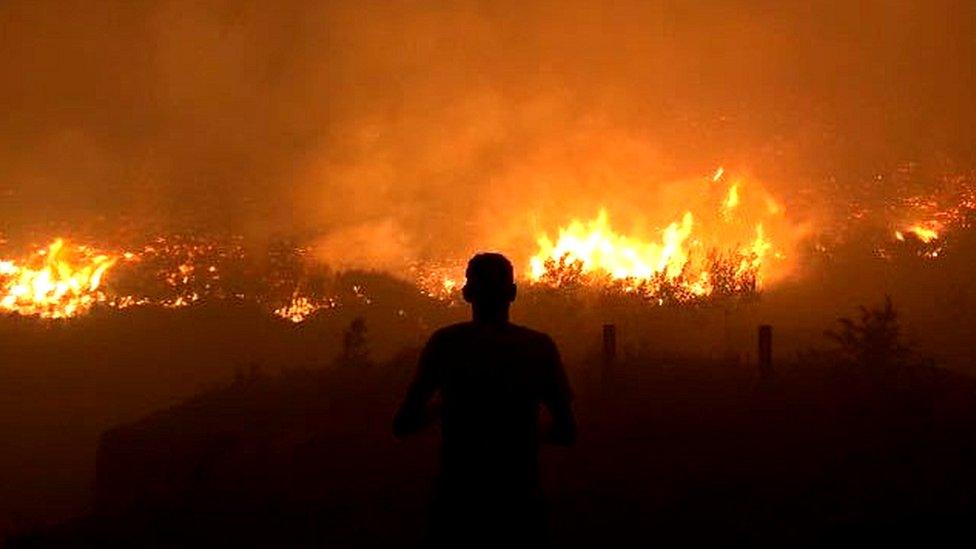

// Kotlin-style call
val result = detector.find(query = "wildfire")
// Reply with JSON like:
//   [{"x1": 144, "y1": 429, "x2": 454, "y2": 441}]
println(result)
[
  {"x1": 0, "y1": 171, "x2": 798, "y2": 320},
  {"x1": 411, "y1": 263, "x2": 464, "y2": 301},
  {"x1": 722, "y1": 183, "x2": 740, "y2": 214},
  {"x1": 885, "y1": 170, "x2": 976, "y2": 251},
  {"x1": 527, "y1": 174, "x2": 784, "y2": 302},
  {"x1": 530, "y1": 210, "x2": 696, "y2": 283},
  {"x1": 0, "y1": 239, "x2": 118, "y2": 319},
  {"x1": 273, "y1": 295, "x2": 332, "y2": 323},
  {"x1": 895, "y1": 224, "x2": 939, "y2": 243},
  {"x1": 0, "y1": 236, "x2": 333, "y2": 322}
]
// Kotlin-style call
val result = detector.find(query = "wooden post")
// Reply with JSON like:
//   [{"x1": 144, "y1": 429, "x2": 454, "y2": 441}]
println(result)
[
  {"x1": 602, "y1": 324, "x2": 617, "y2": 388},
  {"x1": 758, "y1": 324, "x2": 773, "y2": 379}
]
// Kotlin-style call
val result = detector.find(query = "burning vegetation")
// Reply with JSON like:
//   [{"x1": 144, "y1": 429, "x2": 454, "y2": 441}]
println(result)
[
  {"x1": 0, "y1": 235, "x2": 316, "y2": 322},
  {"x1": 876, "y1": 169, "x2": 976, "y2": 258},
  {"x1": 4, "y1": 166, "x2": 976, "y2": 323},
  {"x1": 0, "y1": 177, "x2": 780, "y2": 319},
  {"x1": 1, "y1": 169, "x2": 974, "y2": 322},
  {"x1": 0, "y1": 239, "x2": 117, "y2": 319},
  {"x1": 527, "y1": 171, "x2": 782, "y2": 304}
]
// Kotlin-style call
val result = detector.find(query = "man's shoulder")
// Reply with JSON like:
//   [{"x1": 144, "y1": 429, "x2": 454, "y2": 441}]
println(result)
[
  {"x1": 507, "y1": 323, "x2": 555, "y2": 345},
  {"x1": 425, "y1": 322, "x2": 474, "y2": 346},
  {"x1": 426, "y1": 322, "x2": 555, "y2": 346},
  {"x1": 430, "y1": 321, "x2": 473, "y2": 337}
]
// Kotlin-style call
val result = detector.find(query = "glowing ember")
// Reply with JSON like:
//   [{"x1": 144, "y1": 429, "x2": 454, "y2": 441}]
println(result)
[
  {"x1": 0, "y1": 239, "x2": 118, "y2": 319},
  {"x1": 411, "y1": 263, "x2": 464, "y2": 301},
  {"x1": 884, "y1": 171, "x2": 976, "y2": 251},
  {"x1": 274, "y1": 296, "x2": 324, "y2": 323}
]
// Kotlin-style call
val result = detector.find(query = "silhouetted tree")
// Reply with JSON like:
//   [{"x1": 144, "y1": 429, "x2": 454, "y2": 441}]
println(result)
[
  {"x1": 340, "y1": 317, "x2": 369, "y2": 367},
  {"x1": 825, "y1": 295, "x2": 909, "y2": 376},
  {"x1": 537, "y1": 254, "x2": 588, "y2": 289}
]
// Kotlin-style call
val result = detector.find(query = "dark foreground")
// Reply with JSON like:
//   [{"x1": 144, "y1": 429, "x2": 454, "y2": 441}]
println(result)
[{"x1": 9, "y1": 349, "x2": 976, "y2": 548}]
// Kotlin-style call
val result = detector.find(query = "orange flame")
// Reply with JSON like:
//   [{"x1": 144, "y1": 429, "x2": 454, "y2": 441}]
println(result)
[
  {"x1": 722, "y1": 183, "x2": 740, "y2": 214},
  {"x1": 906, "y1": 225, "x2": 939, "y2": 243},
  {"x1": 1, "y1": 239, "x2": 118, "y2": 319},
  {"x1": 274, "y1": 296, "x2": 321, "y2": 323},
  {"x1": 529, "y1": 209, "x2": 697, "y2": 285},
  {"x1": 528, "y1": 175, "x2": 786, "y2": 301}
]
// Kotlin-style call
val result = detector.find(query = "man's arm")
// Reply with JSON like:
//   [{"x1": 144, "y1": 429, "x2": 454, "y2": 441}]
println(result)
[
  {"x1": 393, "y1": 334, "x2": 441, "y2": 438},
  {"x1": 541, "y1": 336, "x2": 577, "y2": 446}
]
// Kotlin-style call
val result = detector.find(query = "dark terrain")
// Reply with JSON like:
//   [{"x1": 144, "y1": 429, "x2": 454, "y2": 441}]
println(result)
[
  {"x1": 7, "y1": 308, "x2": 976, "y2": 547},
  {"x1": 2, "y1": 270, "x2": 976, "y2": 547}
]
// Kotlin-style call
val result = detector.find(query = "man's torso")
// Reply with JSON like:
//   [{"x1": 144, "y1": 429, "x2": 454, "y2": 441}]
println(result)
[{"x1": 425, "y1": 322, "x2": 558, "y2": 490}]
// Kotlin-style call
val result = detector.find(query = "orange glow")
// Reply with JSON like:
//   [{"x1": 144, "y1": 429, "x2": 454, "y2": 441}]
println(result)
[
  {"x1": 0, "y1": 239, "x2": 118, "y2": 319},
  {"x1": 722, "y1": 183, "x2": 740, "y2": 219},
  {"x1": 527, "y1": 174, "x2": 789, "y2": 301},
  {"x1": 530, "y1": 209, "x2": 696, "y2": 285},
  {"x1": 0, "y1": 173, "x2": 798, "y2": 320},
  {"x1": 412, "y1": 264, "x2": 464, "y2": 301},
  {"x1": 441, "y1": 277, "x2": 458, "y2": 294},
  {"x1": 274, "y1": 296, "x2": 322, "y2": 323},
  {"x1": 894, "y1": 223, "x2": 940, "y2": 244},
  {"x1": 906, "y1": 225, "x2": 939, "y2": 243},
  {"x1": 740, "y1": 223, "x2": 771, "y2": 274}
]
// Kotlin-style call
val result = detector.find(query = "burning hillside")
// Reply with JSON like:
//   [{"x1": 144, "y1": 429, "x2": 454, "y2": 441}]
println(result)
[
  {"x1": 0, "y1": 235, "x2": 315, "y2": 322},
  {"x1": 0, "y1": 168, "x2": 797, "y2": 320},
  {"x1": 5, "y1": 166, "x2": 976, "y2": 322}
]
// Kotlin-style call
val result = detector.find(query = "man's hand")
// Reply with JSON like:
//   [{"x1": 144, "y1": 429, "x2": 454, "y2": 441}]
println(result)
[{"x1": 393, "y1": 399, "x2": 441, "y2": 438}]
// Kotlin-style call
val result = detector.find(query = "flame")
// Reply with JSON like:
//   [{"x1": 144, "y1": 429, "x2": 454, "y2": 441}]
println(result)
[
  {"x1": 412, "y1": 263, "x2": 464, "y2": 301},
  {"x1": 527, "y1": 174, "x2": 788, "y2": 302},
  {"x1": 528, "y1": 208, "x2": 767, "y2": 300},
  {"x1": 893, "y1": 223, "x2": 940, "y2": 244},
  {"x1": 884, "y1": 172, "x2": 976, "y2": 249},
  {"x1": 0, "y1": 169, "x2": 798, "y2": 320},
  {"x1": 441, "y1": 277, "x2": 458, "y2": 294},
  {"x1": 0, "y1": 239, "x2": 118, "y2": 319},
  {"x1": 274, "y1": 296, "x2": 322, "y2": 323},
  {"x1": 740, "y1": 223, "x2": 771, "y2": 273},
  {"x1": 905, "y1": 224, "x2": 939, "y2": 243},
  {"x1": 723, "y1": 183, "x2": 740, "y2": 213},
  {"x1": 0, "y1": 235, "x2": 353, "y2": 322},
  {"x1": 529, "y1": 209, "x2": 696, "y2": 285}
]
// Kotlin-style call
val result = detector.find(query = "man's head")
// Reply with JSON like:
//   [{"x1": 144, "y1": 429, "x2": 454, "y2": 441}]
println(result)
[{"x1": 462, "y1": 253, "x2": 516, "y2": 313}]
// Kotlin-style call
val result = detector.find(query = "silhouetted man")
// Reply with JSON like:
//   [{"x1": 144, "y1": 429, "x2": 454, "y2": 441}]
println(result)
[{"x1": 394, "y1": 253, "x2": 576, "y2": 548}]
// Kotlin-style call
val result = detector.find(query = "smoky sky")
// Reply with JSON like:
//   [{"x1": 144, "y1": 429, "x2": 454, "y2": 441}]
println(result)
[{"x1": 1, "y1": 1, "x2": 974, "y2": 267}]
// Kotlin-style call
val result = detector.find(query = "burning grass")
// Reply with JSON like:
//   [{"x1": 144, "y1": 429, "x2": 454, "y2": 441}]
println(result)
[
  {"x1": 0, "y1": 239, "x2": 117, "y2": 319},
  {"x1": 527, "y1": 172, "x2": 782, "y2": 303},
  {"x1": 3, "y1": 168, "x2": 976, "y2": 322}
]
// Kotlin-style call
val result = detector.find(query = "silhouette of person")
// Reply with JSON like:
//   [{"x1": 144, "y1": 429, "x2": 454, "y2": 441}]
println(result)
[{"x1": 394, "y1": 253, "x2": 576, "y2": 548}]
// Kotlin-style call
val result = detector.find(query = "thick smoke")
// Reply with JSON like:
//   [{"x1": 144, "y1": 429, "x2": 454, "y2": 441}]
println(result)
[{"x1": 1, "y1": 1, "x2": 974, "y2": 273}]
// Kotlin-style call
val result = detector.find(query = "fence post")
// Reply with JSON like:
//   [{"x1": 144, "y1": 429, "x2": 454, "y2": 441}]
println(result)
[
  {"x1": 602, "y1": 324, "x2": 617, "y2": 388},
  {"x1": 758, "y1": 324, "x2": 773, "y2": 380}
]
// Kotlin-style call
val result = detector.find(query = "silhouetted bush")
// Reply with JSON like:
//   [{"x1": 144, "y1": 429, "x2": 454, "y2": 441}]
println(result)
[
  {"x1": 825, "y1": 295, "x2": 912, "y2": 375},
  {"x1": 339, "y1": 316, "x2": 370, "y2": 367}
]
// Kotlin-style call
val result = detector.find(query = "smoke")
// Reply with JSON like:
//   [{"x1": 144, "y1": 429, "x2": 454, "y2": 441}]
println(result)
[{"x1": 1, "y1": 1, "x2": 975, "y2": 274}]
